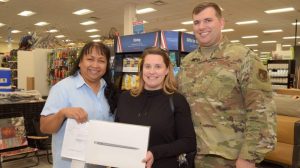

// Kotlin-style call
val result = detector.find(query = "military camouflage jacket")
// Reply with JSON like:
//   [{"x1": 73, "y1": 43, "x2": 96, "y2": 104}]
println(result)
[{"x1": 177, "y1": 37, "x2": 276, "y2": 163}]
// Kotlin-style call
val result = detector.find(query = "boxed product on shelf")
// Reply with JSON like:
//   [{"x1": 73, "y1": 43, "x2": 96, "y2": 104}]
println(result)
[
  {"x1": 169, "y1": 52, "x2": 177, "y2": 67},
  {"x1": 114, "y1": 31, "x2": 198, "y2": 91},
  {"x1": 0, "y1": 86, "x2": 12, "y2": 92},
  {"x1": 267, "y1": 60, "x2": 295, "y2": 89},
  {"x1": 122, "y1": 57, "x2": 141, "y2": 72},
  {"x1": 121, "y1": 74, "x2": 139, "y2": 90},
  {"x1": 0, "y1": 68, "x2": 11, "y2": 87}
]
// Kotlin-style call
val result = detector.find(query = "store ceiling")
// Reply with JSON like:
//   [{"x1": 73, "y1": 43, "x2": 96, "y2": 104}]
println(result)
[{"x1": 0, "y1": 0, "x2": 300, "y2": 54}]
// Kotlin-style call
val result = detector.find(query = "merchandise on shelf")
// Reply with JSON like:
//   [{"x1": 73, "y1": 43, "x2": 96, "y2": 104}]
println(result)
[
  {"x1": 122, "y1": 57, "x2": 141, "y2": 73},
  {"x1": 267, "y1": 60, "x2": 296, "y2": 89},
  {"x1": 113, "y1": 31, "x2": 198, "y2": 91},
  {"x1": 121, "y1": 74, "x2": 140, "y2": 90},
  {"x1": 0, "y1": 67, "x2": 12, "y2": 92},
  {"x1": 47, "y1": 48, "x2": 80, "y2": 87},
  {"x1": 169, "y1": 52, "x2": 177, "y2": 67},
  {"x1": 1, "y1": 49, "x2": 18, "y2": 90}
]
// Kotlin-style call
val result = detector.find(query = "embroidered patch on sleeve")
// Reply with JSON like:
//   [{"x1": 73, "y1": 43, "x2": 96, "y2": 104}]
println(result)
[{"x1": 257, "y1": 69, "x2": 268, "y2": 82}]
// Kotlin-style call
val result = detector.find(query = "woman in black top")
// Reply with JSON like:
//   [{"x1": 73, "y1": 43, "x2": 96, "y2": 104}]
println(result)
[{"x1": 115, "y1": 47, "x2": 196, "y2": 168}]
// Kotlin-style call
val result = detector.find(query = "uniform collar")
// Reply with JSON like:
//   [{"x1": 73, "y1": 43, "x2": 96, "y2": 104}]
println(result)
[
  {"x1": 196, "y1": 36, "x2": 230, "y2": 60},
  {"x1": 74, "y1": 71, "x2": 107, "y2": 90}
]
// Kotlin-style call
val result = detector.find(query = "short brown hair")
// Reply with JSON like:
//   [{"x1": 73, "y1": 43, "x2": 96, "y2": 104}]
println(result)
[
  {"x1": 192, "y1": 1, "x2": 222, "y2": 18},
  {"x1": 130, "y1": 47, "x2": 177, "y2": 96}
]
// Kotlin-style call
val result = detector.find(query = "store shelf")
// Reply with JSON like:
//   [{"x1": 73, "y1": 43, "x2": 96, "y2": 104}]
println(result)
[
  {"x1": 267, "y1": 60, "x2": 295, "y2": 89},
  {"x1": 1, "y1": 50, "x2": 18, "y2": 90},
  {"x1": 47, "y1": 48, "x2": 79, "y2": 87},
  {"x1": 113, "y1": 31, "x2": 197, "y2": 91},
  {"x1": 269, "y1": 76, "x2": 288, "y2": 78},
  {"x1": 271, "y1": 82, "x2": 288, "y2": 85}
]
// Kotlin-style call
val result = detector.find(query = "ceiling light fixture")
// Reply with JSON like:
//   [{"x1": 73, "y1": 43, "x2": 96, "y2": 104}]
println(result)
[
  {"x1": 172, "y1": 29, "x2": 187, "y2": 32},
  {"x1": 35, "y1": 22, "x2": 49, "y2": 26},
  {"x1": 263, "y1": 29, "x2": 283, "y2": 33},
  {"x1": 245, "y1": 44, "x2": 258, "y2": 47},
  {"x1": 136, "y1": 8, "x2": 157, "y2": 14},
  {"x1": 89, "y1": 35, "x2": 101, "y2": 38},
  {"x1": 262, "y1": 41, "x2": 277, "y2": 43},
  {"x1": 0, "y1": 23, "x2": 5, "y2": 27},
  {"x1": 264, "y1": 7, "x2": 295, "y2": 14},
  {"x1": 181, "y1": 21, "x2": 193, "y2": 25},
  {"x1": 55, "y1": 35, "x2": 65, "y2": 38},
  {"x1": 80, "y1": 21, "x2": 96, "y2": 25},
  {"x1": 235, "y1": 20, "x2": 258, "y2": 25},
  {"x1": 221, "y1": 29, "x2": 234, "y2": 32},
  {"x1": 282, "y1": 44, "x2": 291, "y2": 47},
  {"x1": 47, "y1": 29, "x2": 58, "y2": 33},
  {"x1": 242, "y1": 35, "x2": 258, "y2": 39},
  {"x1": 11, "y1": 30, "x2": 21, "y2": 33},
  {"x1": 283, "y1": 36, "x2": 300, "y2": 39},
  {"x1": 0, "y1": 0, "x2": 10, "y2": 2},
  {"x1": 93, "y1": 39, "x2": 101, "y2": 42},
  {"x1": 68, "y1": 43, "x2": 75, "y2": 46},
  {"x1": 292, "y1": 22, "x2": 300, "y2": 26},
  {"x1": 230, "y1": 40, "x2": 240, "y2": 43},
  {"x1": 18, "y1": 10, "x2": 36, "y2": 16},
  {"x1": 86, "y1": 29, "x2": 99, "y2": 33},
  {"x1": 73, "y1": 9, "x2": 93, "y2": 15}
]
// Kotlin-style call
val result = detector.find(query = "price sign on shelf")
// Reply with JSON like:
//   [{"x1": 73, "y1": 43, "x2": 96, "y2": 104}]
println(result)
[{"x1": 133, "y1": 21, "x2": 144, "y2": 34}]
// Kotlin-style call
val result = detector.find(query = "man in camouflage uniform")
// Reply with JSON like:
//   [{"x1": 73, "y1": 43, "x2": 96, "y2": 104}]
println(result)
[{"x1": 177, "y1": 2, "x2": 276, "y2": 168}]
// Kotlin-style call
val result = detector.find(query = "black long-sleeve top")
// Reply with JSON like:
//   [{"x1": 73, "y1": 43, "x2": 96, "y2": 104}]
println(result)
[{"x1": 115, "y1": 89, "x2": 196, "y2": 168}]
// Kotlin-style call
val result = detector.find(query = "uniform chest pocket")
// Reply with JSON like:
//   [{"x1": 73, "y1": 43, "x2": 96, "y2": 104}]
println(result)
[{"x1": 192, "y1": 64, "x2": 238, "y2": 102}]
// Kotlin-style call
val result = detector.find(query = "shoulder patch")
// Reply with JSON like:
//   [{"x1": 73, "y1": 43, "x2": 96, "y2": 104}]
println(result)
[{"x1": 257, "y1": 69, "x2": 268, "y2": 82}]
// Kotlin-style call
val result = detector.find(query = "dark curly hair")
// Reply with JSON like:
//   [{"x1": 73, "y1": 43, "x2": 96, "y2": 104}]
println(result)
[{"x1": 70, "y1": 42, "x2": 117, "y2": 114}]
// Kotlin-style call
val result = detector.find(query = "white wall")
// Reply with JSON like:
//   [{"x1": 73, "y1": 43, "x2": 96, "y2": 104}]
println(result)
[{"x1": 18, "y1": 48, "x2": 52, "y2": 96}]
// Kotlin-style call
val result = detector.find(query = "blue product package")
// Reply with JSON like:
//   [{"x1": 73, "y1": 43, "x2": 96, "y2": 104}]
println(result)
[{"x1": 0, "y1": 68, "x2": 11, "y2": 86}]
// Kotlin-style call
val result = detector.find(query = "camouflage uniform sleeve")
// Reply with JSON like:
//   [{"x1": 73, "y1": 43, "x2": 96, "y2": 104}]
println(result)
[{"x1": 237, "y1": 50, "x2": 277, "y2": 163}]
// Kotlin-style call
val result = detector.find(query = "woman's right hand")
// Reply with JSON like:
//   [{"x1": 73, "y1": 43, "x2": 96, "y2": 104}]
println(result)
[
  {"x1": 61, "y1": 107, "x2": 88, "y2": 123},
  {"x1": 143, "y1": 151, "x2": 154, "y2": 168},
  {"x1": 40, "y1": 107, "x2": 88, "y2": 134}
]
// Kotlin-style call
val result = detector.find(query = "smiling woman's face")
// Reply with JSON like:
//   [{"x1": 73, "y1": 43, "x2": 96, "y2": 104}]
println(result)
[{"x1": 142, "y1": 54, "x2": 169, "y2": 90}]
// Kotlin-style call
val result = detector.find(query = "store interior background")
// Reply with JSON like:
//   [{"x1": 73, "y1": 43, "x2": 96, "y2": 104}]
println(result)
[
  {"x1": 1, "y1": 0, "x2": 300, "y2": 91},
  {"x1": 0, "y1": 0, "x2": 300, "y2": 53},
  {"x1": 0, "y1": 0, "x2": 300, "y2": 168}
]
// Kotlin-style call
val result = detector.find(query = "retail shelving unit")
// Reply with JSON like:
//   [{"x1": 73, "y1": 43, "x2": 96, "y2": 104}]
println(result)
[
  {"x1": 1, "y1": 50, "x2": 18, "y2": 90},
  {"x1": 47, "y1": 48, "x2": 79, "y2": 87},
  {"x1": 114, "y1": 31, "x2": 159, "y2": 91},
  {"x1": 179, "y1": 32, "x2": 199, "y2": 59},
  {"x1": 113, "y1": 31, "x2": 198, "y2": 91},
  {"x1": 267, "y1": 60, "x2": 295, "y2": 89}
]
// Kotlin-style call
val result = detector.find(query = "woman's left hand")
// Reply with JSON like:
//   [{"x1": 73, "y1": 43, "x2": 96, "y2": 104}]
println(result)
[{"x1": 143, "y1": 151, "x2": 154, "y2": 168}]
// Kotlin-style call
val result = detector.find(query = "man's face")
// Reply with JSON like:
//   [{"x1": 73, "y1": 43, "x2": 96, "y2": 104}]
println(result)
[{"x1": 192, "y1": 7, "x2": 224, "y2": 47}]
